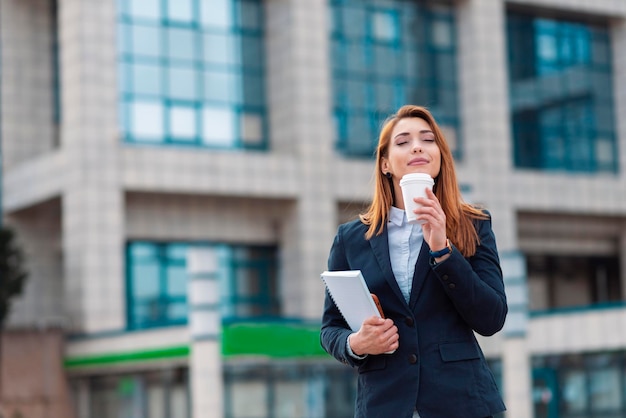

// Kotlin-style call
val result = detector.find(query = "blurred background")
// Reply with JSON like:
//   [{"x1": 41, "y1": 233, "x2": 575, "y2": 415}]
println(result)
[{"x1": 1, "y1": 0, "x2": 625, "y2": 417}]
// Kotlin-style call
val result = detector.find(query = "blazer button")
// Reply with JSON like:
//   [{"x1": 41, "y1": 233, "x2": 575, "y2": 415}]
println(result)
[
  {"x1": 442, "y1": 274, "x2": 449, "y2": 281},
  {"x1": 405, "y1": 317, "x2": 414, "y2": 327},
  {"x1": 448, "y1": 283, "x2": 456, "y2": 289},
  {"x1": 408, "y1": 354, "x2": 418, "y2": 364}
]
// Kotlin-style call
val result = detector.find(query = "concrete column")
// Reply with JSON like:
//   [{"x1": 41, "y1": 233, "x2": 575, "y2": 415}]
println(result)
[
  {"x1": 502, "y1": 338, "x2": 532, "y2": 418},
  {"x1": 501, "y1": 252, "x2": 532, "y2": 418},
  {"x1": 187, "y1": 247, "x2": 223, "y2": 418},
  {"x1": 59, "y1": 0, "x2": 124, "y2": 333},
  {"x1": 266, "y1": 0, "x2": 338, "y2": 320},
  {"x1": 456, "y1": 2, "x2": 532, "y2": 417},
  {"x1": 456, "y1": 0, "x2": 511, "y2": 184},
  {"x1": 0, "y1": 0, "x2": 57, "y2": 170}
]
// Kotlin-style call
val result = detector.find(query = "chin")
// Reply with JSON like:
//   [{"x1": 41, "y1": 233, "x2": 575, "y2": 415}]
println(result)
[{"x1": 408, "y1": 168, "x2": 433, "y2": 177}]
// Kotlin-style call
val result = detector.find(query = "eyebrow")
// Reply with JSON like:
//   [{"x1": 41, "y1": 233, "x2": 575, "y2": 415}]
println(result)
[{"x1": 393, "y1": 129, "x2": 434, "y2": 140}]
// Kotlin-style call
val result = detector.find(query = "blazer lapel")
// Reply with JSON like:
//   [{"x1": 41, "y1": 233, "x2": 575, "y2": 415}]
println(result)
[
  {"x1": 369, "y1": 227, "x2": 407, "y2": 305},
  {"x1": 409, "y1": 241, "x2": 431, "y2": 309}
]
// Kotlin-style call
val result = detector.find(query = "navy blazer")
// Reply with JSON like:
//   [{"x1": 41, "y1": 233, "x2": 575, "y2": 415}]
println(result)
[{"x1": 320, "y1": 214, "x2": 507, "y2": 418}]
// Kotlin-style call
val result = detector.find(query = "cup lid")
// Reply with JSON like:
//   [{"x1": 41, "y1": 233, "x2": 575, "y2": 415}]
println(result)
[{"x1": 400, "y1": 173, "x2": 434, "y2": 185}]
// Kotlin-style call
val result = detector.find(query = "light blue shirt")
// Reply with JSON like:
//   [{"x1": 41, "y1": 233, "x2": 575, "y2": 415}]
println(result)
[
  {"x1": 388, "y1": 206, "x2": 424, "y2": 303},
  {"x1": 347, "y1": 207, "x2": 424, "y2": 359}
]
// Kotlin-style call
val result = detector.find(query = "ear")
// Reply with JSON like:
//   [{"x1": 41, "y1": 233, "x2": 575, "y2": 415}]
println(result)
[{"x1": 380, "y1": 158, "x2": 389, "y2": 175}]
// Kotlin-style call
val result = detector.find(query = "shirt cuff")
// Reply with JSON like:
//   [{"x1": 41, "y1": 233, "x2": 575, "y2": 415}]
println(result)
[{"x1": 346, "y1": 333, "x2": 368, "y2": 360}]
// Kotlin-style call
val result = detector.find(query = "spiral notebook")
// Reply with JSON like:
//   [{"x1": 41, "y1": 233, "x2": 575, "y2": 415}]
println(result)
[{"x1": 321, "y1": 270, "x2": 382, "y2": 332}]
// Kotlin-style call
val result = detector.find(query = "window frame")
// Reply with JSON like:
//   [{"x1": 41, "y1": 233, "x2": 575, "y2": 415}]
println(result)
[
  {"x1": 507, "y1": 11, "x2": 618, "y2": 173},
  {"x1": 126, "y1": 241, "x2": 280, "y2": 330},
  {"x1": 330, "y1": 0, "x2": 461, "y2": 159},
  {"x1": 116, "y1": 0, "x2": 268, "y2": 150}
]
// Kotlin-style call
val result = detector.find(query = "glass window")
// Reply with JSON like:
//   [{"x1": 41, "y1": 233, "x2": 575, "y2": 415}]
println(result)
[
  {"x1": 204, "y1": 71, "x2": 239, "y2": 103},
  {"x1": 239, "y1": 0, "x2": 262, "y2": 30},
  {"x1": 240, "y1": 113, "x2": 264, "y2": 146},
  {"x1": 526, "y1": 254, "x2": 621, "y2": 312},
  {"x1": 169, "y1": 106, "x2": 198, "y2": 141},
  {"x1": 51, "y1": 0, "x2": 61, "y2": 133},
  {"x1": 590, "y1": 368, "x2": 621, "y2": 411},
  {"x1": 532, "y1": 368, "x2": 557, "y2": 418},
  {"x1": 132, "y1": 63, "x2": 163, "y2": 96},
  {"x1": 224, "y1": 364, "x2": 358, "y2": 418},
  {"x1": 200, "y1": 0, "x2": 233, "y2": 28},
  {"x1": 371, "y1": 10, "x2": 398, "y2": 42},
  {"x1": 131, "y1": 25, "x2": 162, "y2": 58},
  {"x1": 129, "y1": 0, "x2": 161, "y2": 21},
  {"x1": 127, "y1": 242, "x2": 188, "y2": 329},
  {"x1": 127, "y1": 241, "x2": 279, "y2": 330},
  {"x1": 562, "y1": 370, "x2": 588, "y2": 413},
  {"x1": 166, "y1": 28, "x2": 196, "y2": 62},
  {"x1": 146, "y1": 384, "x2": 166, "y2": 418},
  {"x1": 202, "y1": 107, "x2": 236, "y2": 146},
  {"x1": 75, "y1": 368, "x2": 189, "y2": 418},
  {"x1": 274, "y1": 381, "x2": 306, "y2": 418},
  {"x1": 219, "y1": 246, "x2": 280, "y2": 319},
  {"x1": 168, "y1": 0, "x2": 194, "y2": 23},
  {"x1": 167, "y1": 66, "x2": 198, "y2": 100},
  {"x1": 203, "y1": 33, "x2": 237, "y2": 65},
  {"x1": 131, "y1": 101, "x2": 164, "y2": 141},
  {"x1": 231, "y1": 382, "x2": 268, "y2": 418},
  {"x1": 331, "y1": 0, "x2": 460, "y2": 158},
  {"x1": 507, "y1": 12, "x2": 617, "y2": 173},
  {"x1": 118, "y1": 0, "x2": 267, "y2": 149},
  {"x1": 533, "y1": 352, "x2": 626, "y2": 418}
]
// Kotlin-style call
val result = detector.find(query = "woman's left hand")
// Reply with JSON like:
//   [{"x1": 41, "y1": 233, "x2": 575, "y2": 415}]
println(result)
[{"x1": 414, "y1": 188, "x2": 447, "y2": 251}]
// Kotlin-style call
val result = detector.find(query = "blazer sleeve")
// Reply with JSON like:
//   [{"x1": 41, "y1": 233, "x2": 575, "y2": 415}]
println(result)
[
  {"x1": 320, "y1": 225, "x2": 365, "y2": 367},
  {"x1": 430, "y1": 214, "x2": 508, "y2": 336}
]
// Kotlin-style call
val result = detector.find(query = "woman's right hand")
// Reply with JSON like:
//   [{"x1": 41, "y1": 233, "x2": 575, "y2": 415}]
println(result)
[{"x1": 349, "y1": 316, "x2": 399, "y2": 355}]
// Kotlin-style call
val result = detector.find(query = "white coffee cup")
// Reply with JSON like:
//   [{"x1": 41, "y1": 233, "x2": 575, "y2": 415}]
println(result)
[{"x1": 399, "y1": 173, "x2": 434, "y2": 224}]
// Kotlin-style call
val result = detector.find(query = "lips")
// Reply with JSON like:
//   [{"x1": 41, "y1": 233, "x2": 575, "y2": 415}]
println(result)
[{"x1": 408, "y1": 157, "x2": 429, "y2": 165}]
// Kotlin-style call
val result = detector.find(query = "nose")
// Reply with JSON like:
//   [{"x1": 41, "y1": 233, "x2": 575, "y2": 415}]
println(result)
[{"x1": 412, "y1": 140, "x2": 422, "y2": 153}]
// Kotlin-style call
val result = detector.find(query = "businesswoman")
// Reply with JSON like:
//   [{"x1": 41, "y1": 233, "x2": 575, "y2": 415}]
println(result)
[{"x1": 321, "y1": 105, "x2": 507, "y2": 418}]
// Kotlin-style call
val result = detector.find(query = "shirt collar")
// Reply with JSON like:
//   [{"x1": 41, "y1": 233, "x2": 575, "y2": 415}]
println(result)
[{"x1": 389, "y1": 206, "x2": 406, "y2": 227}]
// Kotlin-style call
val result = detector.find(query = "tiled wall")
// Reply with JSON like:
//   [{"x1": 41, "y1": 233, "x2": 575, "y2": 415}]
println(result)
[{"x1": 0, "y1": 0, "x2": 57, "y2": 170}]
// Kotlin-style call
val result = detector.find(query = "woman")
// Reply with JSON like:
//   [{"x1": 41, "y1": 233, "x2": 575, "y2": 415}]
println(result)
[{"x1": 320, "y1": 105, "x2": 507, "y2": 418}]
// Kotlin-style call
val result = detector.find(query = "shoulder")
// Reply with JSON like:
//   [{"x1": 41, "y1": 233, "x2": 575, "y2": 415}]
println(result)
[
  {"x1": 337, "y1": 218, "x2": 368, "y2": 237},
  {"x1": 335, "y1": 219, "x2": 375, "y2": 244},
  {"x1": 470, "y1": 209, "x2": 499, "y2": 249},
  {"x1": 466, "y1": 205, "x2": 492, "y2": 225}
]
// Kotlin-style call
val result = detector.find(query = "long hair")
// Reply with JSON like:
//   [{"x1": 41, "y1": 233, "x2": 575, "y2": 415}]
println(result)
[{"x1": 359, "y1": 105, "x2": 487, "y2": 257}]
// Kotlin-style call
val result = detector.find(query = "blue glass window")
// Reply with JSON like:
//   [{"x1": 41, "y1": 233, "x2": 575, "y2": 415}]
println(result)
[
  {"x1": 117, "y1": 0, "x2": 267, "y2": 149},
  {"x1": 532, "y1": 352, "x2": 626, "y2": 417},
  {"x1": 51, "y1": 0, "x2": 61, "y2": 136},
  {"x1": 330, "y1": 0, "x2": 461, "y2": 158},
  {"x1": 218, "y1": 246, "x2": 280, "y2": 318},
  {"x1": 224, "y1": 363, "x2": 358, "y2": 418},
  {"x1": 507, "y1": 13, "x2": 618, "y2": 173},
  {"x1": 126, "y1": 242, "x2": 279, "y2": 330}
]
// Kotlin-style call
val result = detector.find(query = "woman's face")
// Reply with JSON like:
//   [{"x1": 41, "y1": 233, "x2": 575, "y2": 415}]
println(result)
[{"x1": 381, "y1": 117, "x2": 442, "y2": 181}]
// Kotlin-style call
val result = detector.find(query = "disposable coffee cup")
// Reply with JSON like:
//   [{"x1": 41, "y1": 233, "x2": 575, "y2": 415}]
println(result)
[{"x1": 399, "y1": 173, "x2": 434, "y2": 224}]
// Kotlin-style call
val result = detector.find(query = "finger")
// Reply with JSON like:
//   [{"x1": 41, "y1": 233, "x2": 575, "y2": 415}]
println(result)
[
  {"x1": 363, "y1": 315, "x2": 385, "y2": 326},
  {"x1": 425, "y1": 187, "x2": 438, "y2": 199}
]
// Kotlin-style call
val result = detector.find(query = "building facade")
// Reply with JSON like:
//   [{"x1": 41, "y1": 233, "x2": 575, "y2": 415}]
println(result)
[{"x1": 1, "y1": 0, "x2": 626, "y2": 417}]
